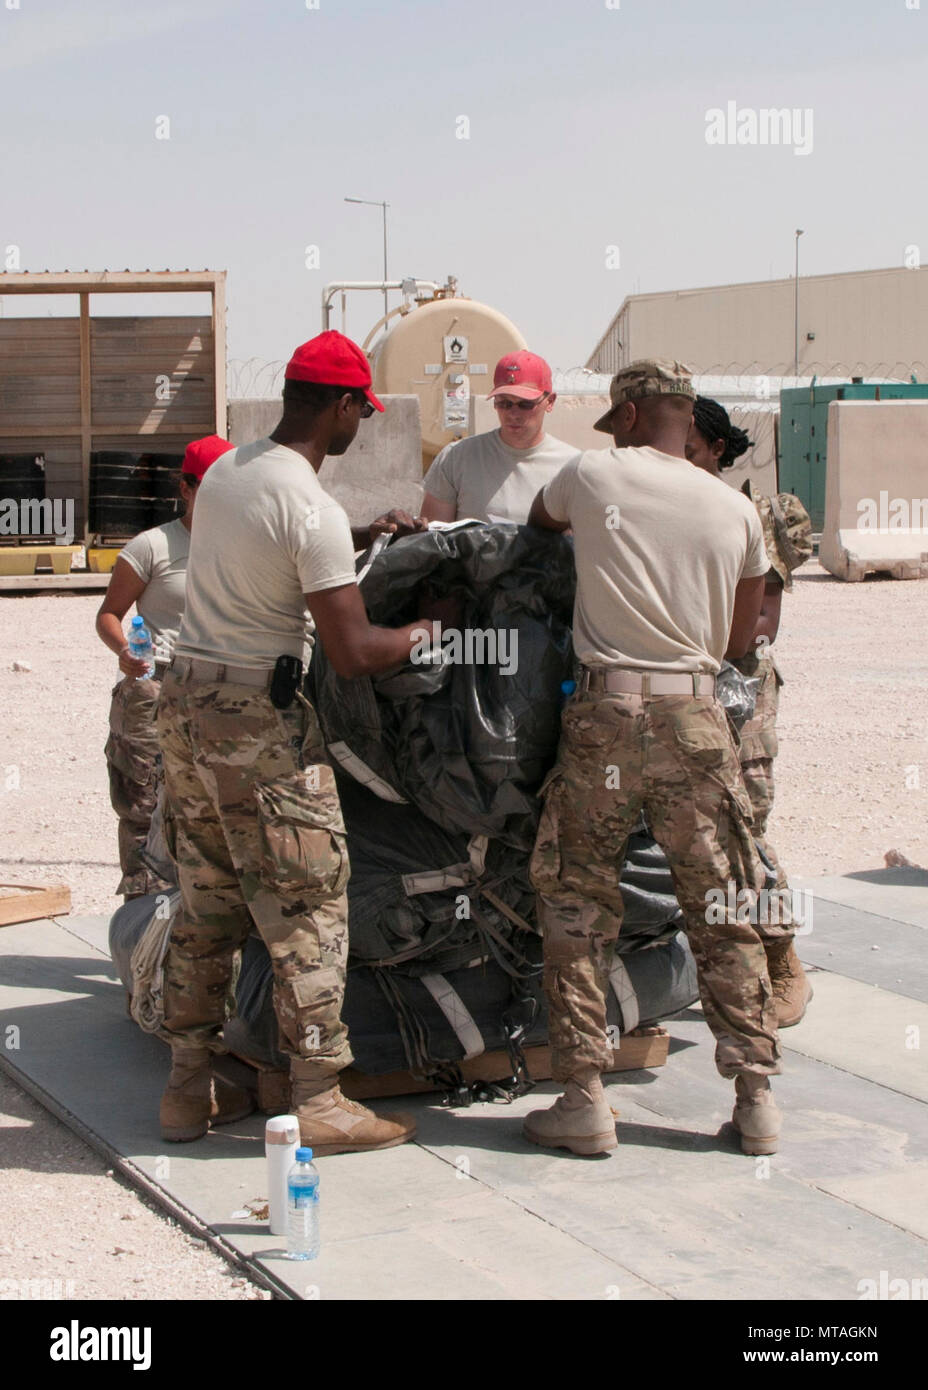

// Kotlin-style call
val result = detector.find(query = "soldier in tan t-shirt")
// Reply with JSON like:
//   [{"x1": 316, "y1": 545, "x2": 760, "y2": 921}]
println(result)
[
  {"x1": 687, "y1": 395, "x2": 814, "y2": 1028},
  {"x1": 523, "y1": 359, "x2": 783, "y2": 1159},
  {"x1": 95, "y1": 435, "x2": 231, "y2": 896},
  {"x1": 156, "y1": 331, "x2": 436, "y2": 1155},
  {"x1": 371, "y1": 350, "x2": 579, "y2": 534}
]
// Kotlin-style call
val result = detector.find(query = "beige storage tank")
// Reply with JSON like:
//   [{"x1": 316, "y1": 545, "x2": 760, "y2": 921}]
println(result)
[{"x1": 369, "y1": 296, "x2": 525, "y2": 465}]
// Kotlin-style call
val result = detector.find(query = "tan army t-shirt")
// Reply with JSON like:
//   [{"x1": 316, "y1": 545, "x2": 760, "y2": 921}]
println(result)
[
  {"x1": 120, "y1": 517, "x2": 190, "y2": 663},
  {"x1": 542, "y1": 446, "x2": 769, "y2": 674},
  {"x1": 423, "y1": 429, "x2": 580, "y2": 522},
  {"x1": 175, "y1": 438, "x2": 358, "y2": 669}
]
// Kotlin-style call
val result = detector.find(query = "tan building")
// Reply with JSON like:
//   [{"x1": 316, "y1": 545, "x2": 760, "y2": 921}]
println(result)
[{"x1": 587, "y1": 265, "x2": 928, "y2": 380}]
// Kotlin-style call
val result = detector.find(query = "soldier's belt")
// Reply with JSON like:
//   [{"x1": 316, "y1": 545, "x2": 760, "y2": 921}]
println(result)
[
  {"x1": 580, "y1": 667, "x2": 716, "y2": 697},
  {"x1": 168, "y1": 655, "x2": 273, "y2": 689}
]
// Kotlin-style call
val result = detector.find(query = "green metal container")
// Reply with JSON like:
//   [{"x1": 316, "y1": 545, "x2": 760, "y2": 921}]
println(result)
[{"x1": 778, "y1": 381, "x2": 928, "y2": 530}]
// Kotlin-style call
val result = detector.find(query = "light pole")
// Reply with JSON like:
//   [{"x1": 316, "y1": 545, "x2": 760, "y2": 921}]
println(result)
[
  {"x1": 794, "y1": 228, "x2": 804, "y2": 380},
  {"x1": 345, "y1": 197, "x2": 389, "y2": 327}
]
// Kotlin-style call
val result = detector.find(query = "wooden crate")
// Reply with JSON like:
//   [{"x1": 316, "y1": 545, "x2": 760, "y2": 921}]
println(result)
[
  {"x1": 0, "y1": 882, "x2": 71, "y2": 927},
  {"x1": 232, "y1": 1026, "x2": 670, "y2": 1113}
]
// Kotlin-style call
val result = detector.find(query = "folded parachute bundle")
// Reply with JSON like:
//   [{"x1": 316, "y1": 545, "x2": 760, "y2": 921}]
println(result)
[
  {"x1": 114, "y1": 522, "x2": 771, "y2": 1089},
  {"x1": 311, "y1": 521, "x2": 577, "y2": 850},
  {"x1": 303, "y1": 521, "x2": 701, "y2": 1085}
]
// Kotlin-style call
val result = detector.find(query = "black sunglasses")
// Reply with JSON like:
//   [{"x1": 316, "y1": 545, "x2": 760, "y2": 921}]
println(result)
[{"x1": 494, "y1": 393, "x2": 549, "y2": 412}]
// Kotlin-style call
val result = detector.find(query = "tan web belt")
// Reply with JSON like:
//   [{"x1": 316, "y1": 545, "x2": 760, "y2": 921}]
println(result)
[
  {"x1": 580, "y1": 667, "x2": 716, "y2": 697},
  {"x1": 168, "y1": 655, "x2": 274, "y2": 689}
]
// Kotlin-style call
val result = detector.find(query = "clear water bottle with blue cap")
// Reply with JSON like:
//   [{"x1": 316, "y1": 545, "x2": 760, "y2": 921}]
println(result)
[
  {"x1": 560, "y1": 679, "x2": 577, "y2": 707},
  {"x1": 286, "y1": 1146, "x2": 320, "y2": 1260},
  {"x1": 127, "y1": 615, "x2": 154, "y2": 680}
]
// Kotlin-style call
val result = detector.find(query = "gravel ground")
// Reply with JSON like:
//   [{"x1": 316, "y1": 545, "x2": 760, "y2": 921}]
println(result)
[
  {"x1": 0, "y1": 1072, "x2": 270, "y2": 1300},
  {"x1": 1, "y1": 563, "x2": 926, "y2": 1299}
]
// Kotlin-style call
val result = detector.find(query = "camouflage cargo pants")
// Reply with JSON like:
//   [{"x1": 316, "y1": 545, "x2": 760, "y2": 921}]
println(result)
[
  {"x1": 530, "y1": 690, "x2": 781, "y2": 1083},
  {"x1": 157, "y1": 673, "x2": 352, "y2": 1079},
  {"x1": 734, "y1": 653, "x2": 794, "y2": 943},
  {"x1": 105, "y1": 675, "x2": 172, "y2": 896}
]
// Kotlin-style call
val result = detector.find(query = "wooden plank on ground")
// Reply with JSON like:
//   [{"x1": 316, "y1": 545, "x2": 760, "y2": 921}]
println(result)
[
  {"x1": 0, "y1": 883, "x2": 71, "y2": 927},
  {"x1": 230, "y1": 1026, "x2": 670, "y2": 1110}
]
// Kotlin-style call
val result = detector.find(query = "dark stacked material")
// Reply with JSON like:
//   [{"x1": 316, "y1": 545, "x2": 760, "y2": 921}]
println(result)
[{"x1": 89, "y1": 451, "x2": 183, "y2": 538}]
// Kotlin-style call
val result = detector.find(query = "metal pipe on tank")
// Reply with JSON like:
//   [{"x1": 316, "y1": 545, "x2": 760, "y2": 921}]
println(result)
[{"x1": 321, "y1": 280, "x2": 442, "y2": 331}]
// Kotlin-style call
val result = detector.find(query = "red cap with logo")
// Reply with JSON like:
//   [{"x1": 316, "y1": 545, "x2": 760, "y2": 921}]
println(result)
[
  {"x1": 285, "y1": 330, "x2": 384, "y2": 412},
  {"x1": 182, "y1": 434, "x2": 233, "y2": 481},
  {"x1": 486, "y1": 350, "x2": 553, "y2": 401}
]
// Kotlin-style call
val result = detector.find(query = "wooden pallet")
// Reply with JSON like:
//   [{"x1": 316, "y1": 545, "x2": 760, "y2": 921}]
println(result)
[
  {"x1": 0, "y1": 882, "x2": 72, "y2": 927},
  {"x1": 231, "y1": 1026, "x2": 670, "y2": 1113}
]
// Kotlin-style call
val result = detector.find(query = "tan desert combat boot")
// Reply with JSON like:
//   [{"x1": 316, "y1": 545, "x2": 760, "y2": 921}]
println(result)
[
  {"x1": 522, "y1": 1071, "x2": 618, "y2": 1156},
  {"x1": 731, "y1": 1073, "x2": 781, "y2": 1156},
  {"x1": 160, "y1": 1045, "x2": 254, "y2": 1143},
  {"x1": 765, "y1": 937, "x2": 813, "y2": 1028},
  {"x1": 290, "y1": 1063, "x2": 416, "y2": 1156}
]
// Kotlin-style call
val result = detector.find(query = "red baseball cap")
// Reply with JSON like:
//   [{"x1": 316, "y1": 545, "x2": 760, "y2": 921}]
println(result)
[
  {"x1": 486, "y1": 350, "x2": 553, "y2": 401},
  {"x1": 285, "y1": 329, "x2": 384, "y2": 412},
  {"x1": 182, "y1": 434, "x2": 233, "y2": 481}
]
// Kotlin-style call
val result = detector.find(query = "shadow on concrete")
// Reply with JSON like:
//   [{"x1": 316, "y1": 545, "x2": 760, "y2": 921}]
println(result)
[{"x1": 842, "y1": 866, "x2": 928, "y2": 886}]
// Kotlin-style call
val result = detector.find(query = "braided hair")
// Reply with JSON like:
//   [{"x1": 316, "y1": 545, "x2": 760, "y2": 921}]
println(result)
[{"x1": 692, "y1": 396, "x2": 752, "y2": 470}]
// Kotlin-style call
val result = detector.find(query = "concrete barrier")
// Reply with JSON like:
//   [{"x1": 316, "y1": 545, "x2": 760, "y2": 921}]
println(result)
[
  {"x1": 227, "y1": 395, "x2": 424, "y2": 527},
  {"x1": 820, "y1": 401, "x2": 928, "y2": 581}
]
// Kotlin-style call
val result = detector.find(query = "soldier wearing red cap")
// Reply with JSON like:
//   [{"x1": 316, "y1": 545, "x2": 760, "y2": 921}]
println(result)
[
  {"x1": 372, "y1": 351, "x2": 580, "y2": 535},
  {"x1": 156, "y1": 331, "x2": 430, "y2": 1151},
  {"x1": 96, "y1": 434, "x2": 232, "y2": 897},
  {"x1": 420, "y1": 350, "x2": 580, "y2": 523}
]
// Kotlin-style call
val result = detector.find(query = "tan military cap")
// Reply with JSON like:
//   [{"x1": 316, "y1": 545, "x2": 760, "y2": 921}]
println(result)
[
  {"x1": 593, "y1": 358, "x2": 696, "y2": 433},
  {"x1": 742, "y1": 480, "x2": 813, "y2": 590}
]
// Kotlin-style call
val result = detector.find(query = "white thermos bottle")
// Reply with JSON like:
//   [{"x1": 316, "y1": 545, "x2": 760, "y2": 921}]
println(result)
[{"x1": 265, "y1": 1115, "x2": 300, "y2": 1237}]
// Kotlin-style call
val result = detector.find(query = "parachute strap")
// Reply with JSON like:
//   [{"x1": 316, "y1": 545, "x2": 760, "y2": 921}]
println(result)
[
  {"x1": 469, "y1": 903, "x2": 539, "y2": 980},
  {"x1": 402, "y1": 861, "x2": 475, "y2": 896},
  {"x1": 420, "y1": 973, "x2": 484, "y2": 1060},
  {"x1": 437, "y1": 980, "x2": 539, "y2": 1106},
  {"x1": 478, "y1": 886, "x2": 534, "y2": 934},
  {"x1": 327, "y1": 741, "x2": 408, "y2": 803}
]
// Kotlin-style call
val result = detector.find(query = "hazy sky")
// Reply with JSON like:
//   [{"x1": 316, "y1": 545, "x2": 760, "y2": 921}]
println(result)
[{"x1": 2, "y1": 0, "x2": 925, "y2": 374}]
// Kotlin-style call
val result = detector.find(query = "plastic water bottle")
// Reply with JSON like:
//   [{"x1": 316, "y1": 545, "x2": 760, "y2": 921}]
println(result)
[
  {"x1": 127, "y1": 615, "x2": 154, "y2": 680},
  {"x1": 560, "y1": 679, "x2": 577, "y2": 706},
  {"x1": 286, "y1": 1147, "x2": 320, "y2": 1260}
]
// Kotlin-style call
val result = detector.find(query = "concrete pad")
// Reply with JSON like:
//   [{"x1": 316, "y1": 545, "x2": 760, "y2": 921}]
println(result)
[
  {"x1": 816, "y1": 1163, "x2": 928, "y2": 1245},
  {"x1": 410, "y1": 1081, "x2": 928, "y2": 1300},
  {"x1": 57, "y1": 913, "x2": 114, "y2": 955},
  {"x1": 782, "y1": 973, "x2": 928, "y2": 1102},
  {"x1": 795, "y1": 869, "x2": 928, "y2": 930},
  {"x1": 0, "y1": 916, "x2": 655, "y2": 1299},
  {"x1": 6, "y1": 896, "x2": 928, "y2": 1301},
  {"x1": 635, "y1": 1011, "x2": 928, "y2": 1178},
  {"x1": 787, "y1": 897, "x2": 928, "y2": 1004}
]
